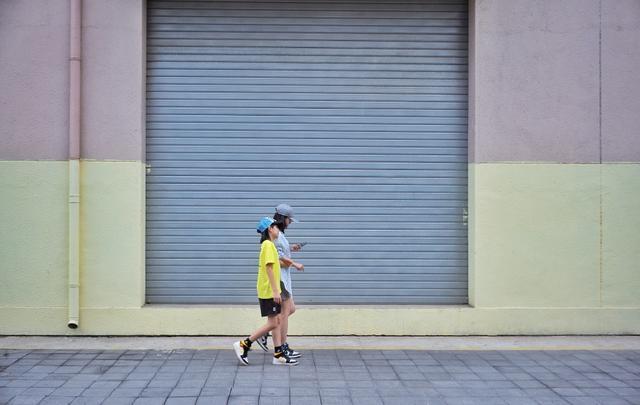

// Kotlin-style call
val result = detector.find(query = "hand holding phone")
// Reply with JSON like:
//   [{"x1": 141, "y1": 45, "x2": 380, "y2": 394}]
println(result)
[{"x1": 292, "y1": 242, "x2": 307, "y2": 252}]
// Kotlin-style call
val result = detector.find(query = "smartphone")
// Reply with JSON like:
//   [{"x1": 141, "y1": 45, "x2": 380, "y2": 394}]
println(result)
[{"x1": 297, "y1": 242, "x2": 308, "y2": 248}]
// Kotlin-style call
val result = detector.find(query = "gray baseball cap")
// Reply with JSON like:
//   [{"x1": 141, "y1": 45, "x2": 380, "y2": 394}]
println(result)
[{"x1": 275, "y1": 203, "x2": 299, "y2": 223}]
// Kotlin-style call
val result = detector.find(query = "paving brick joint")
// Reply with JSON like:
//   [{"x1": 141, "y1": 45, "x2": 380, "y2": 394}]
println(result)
[{"x1": 1, "y1": 349, "x2": 639, "y2": 404}]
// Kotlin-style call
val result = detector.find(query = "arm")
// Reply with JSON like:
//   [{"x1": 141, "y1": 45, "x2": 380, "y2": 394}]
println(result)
[
  {"x1": 276, "y1": 238, "x2": 304, "y2": 271},
  {"x1": 280, "y1": 256, "x2": 304, "y2": 272},
  {"x1": 265, "y1": 263, "x2": 281, "y2": 304}
]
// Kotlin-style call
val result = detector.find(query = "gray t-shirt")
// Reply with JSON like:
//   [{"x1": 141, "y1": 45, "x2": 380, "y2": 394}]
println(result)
[{"x1": 275, "y1": 232, "x2": 293, "y2": 295}]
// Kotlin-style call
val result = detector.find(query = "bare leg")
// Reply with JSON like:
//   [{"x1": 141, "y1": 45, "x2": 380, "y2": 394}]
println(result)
[
  {"x1": 271, "y1": 315, "x2": 282, "y2": 348},
  {"x1": 289, "y1": 298, "x2": 296, "y2": 317},
  {"x1": 249, "y1": 315, "x2": 279, "y2": 342},
  {"x1": 280, "y1": 299, "x2": 290, "y2": 344}
]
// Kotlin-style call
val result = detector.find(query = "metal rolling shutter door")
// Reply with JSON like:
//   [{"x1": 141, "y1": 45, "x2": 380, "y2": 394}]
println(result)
[{"x1": 146, "y1": 0, "x2": 468, "y2": 304}]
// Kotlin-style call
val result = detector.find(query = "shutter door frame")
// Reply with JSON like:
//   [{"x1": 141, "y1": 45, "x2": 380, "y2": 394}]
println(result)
[{"x1": 146, "y1": 0, "x2": 469, "y2": 305}]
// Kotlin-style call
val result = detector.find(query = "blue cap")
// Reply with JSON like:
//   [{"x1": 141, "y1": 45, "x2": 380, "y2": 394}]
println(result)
[{"x1": 256, "y1": 217, "x2": 275, "y2": 233}]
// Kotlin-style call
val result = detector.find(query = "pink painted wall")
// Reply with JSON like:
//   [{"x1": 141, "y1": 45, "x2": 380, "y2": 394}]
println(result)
[
  {"x1": 0, "y1": 0, "x2": 145, "y2": 162},
  {"x1": 82, "y1": 0, "x2": 145, "y2": 161},
  {"x1": 601, "y1": 0, "x2": 640, "y2": 163},
  {"x1": 1, "y1": 0, "x2": 637, "y2": 164},
  {"x1": 471, "y1": 0, "x2": 640, "y2": 163},
  {"x1": 0, "y1": 0, "x2": 69, "y2": 160}
]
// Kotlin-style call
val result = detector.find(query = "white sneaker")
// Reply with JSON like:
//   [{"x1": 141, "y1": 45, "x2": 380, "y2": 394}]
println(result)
[
  {"x1": 272, "y1": 353, "x2": 298, "y2": 366},
  {"x1": 233, "y1": 341, "x2": 249, "y2": 366},
  {"x1": 256, "y1": 333, "x2": 269, "y2": 352},
  {"x1": 283, "y1": 343, "x2": 301, "y2": 359}
]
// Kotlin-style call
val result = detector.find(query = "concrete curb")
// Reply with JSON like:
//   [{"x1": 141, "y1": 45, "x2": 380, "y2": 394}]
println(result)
[{"x1": 2, "y1": 335, "x2": 640, "y2": 351}]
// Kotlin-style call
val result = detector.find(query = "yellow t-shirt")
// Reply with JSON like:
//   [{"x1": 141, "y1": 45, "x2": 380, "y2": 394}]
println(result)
[{"x1": 257, "y1": 240, "x2": 281, "y2": 299}]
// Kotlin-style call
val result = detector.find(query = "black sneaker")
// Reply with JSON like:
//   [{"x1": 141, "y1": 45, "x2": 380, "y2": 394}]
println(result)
[
  {"x1": 256, "y1": 333, "x2": 270, "y2": 352},
  {"x1": 232, "y1": 339, "x2": 251, "y2": 366},
  {"x1": 272, "y1": 351, "x2": 298, "y2": 366},
  {"x1": 283, "y1": 343, "x2": 301, "y2": 359}
]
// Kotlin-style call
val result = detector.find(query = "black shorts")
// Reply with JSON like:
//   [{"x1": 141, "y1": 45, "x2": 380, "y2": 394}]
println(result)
[
  {"x1": 259, "y1": 298, "x2": 281, "y2": 317},
  {"x1": 280, "y1": 281, "x2": 291, "y2": 301}
]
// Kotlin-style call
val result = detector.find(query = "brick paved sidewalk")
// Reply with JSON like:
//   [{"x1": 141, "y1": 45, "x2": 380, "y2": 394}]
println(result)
[{"x1": 1, "y1": 348, "x2": 639, "y2": 405}]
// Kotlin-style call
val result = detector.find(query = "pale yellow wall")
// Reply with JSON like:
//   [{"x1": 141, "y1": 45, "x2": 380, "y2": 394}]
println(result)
[
  {"x1": 471, "y1": 164, "x2": 602, "y2": 308},
  {"x1": 468, "y1": 165, "x2": 477, "y2": 307},
  {"x1": 1, "y1": 161, "x2": 639, "y2": 335},
  {"x1": 602, "y1": 164, "x2": 640, "y2": 306},
  {"x1": 0, "y1": 161, "x2": 68, "y2": 308},
  {"x1": 0, "y1": 160, "x2": 146, "y2": 330},
  {"x1": 1, "y1": 306, "x2": 639, "y2": 336},
  {"x1": 471, "y1": 163, "x2": 640, "y2": 311},
  {"x1": 81, "y1": 161, "x2": 146, "y2": 309}
]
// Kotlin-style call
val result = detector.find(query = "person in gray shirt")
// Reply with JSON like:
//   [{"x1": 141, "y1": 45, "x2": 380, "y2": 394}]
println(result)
[{"x1": 256, "y1": 204, "x2": 304, "y2": 359}]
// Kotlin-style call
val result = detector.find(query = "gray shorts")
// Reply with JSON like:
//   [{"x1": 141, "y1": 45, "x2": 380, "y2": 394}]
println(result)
[{"x1": 280, "y1": 281, "x2": 291, "y2": 301}]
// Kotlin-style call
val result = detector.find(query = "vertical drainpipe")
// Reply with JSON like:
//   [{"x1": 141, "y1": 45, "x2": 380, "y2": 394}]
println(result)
[{"x1": 67, "y1": 0, "x2": 82, "y2": 330}]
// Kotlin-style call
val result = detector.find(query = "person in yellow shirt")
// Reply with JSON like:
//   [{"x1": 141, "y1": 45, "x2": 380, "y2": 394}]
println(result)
[{"x1": 233, "y1": 217, "x2": 298, "y2": 366}]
